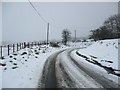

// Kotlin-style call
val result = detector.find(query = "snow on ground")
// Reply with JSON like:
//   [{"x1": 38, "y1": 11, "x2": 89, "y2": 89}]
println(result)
[
  {"x1": 1, "y1": 39, "x2": 118, "y2": 88},
  {"x1": 68, "y1": 41, "x2": 93, "y2": 48},
  {"x1": 0, "y1": 41, "x2": 93, "y2": 88},
  {"x1": 77, "y1": 39, "x2": 119, "y2": 70},
  {"x1": 70, "y1": 39, "x2": 119, "y2": 84},
  {"x1": 70, "y1": 50, "x2": 119, "y2": 85},
  {"x1": 56, "y1": 49, "x2": 103, "y2": 88},
  {"x1": 2, "y1": 46, "x2": 13, "y2": 57},
  {"x1": 1, "y1": 44, "x2": 67, "y2": 88},
  {"x1": 0, "y1": 65, "x2": 2, "y2": 90},
  {"x1": 55, "y1": 39, "x2": 119, "y2": 88}
]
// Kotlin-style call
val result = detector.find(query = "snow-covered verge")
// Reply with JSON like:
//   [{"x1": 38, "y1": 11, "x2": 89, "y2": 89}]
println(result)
[
  {"x1": 68, "y1": 41, "x2": 93, "y2": 48},
  {"x1": 70, "y1": 39, "x2": 119, "y2": 84},
  {"x1": 70, "y1": 50, "x2": 119, "y2": 86},
  {"x1": 1, "y1": 44, "x2": 67, "y2": 88},
  {"x1": 77, "y1": 39, "x2": 119, "y2": 72}
]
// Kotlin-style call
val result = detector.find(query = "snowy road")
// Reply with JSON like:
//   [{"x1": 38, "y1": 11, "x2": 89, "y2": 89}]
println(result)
[
  {"x1": 39, "y1": 48, "x2": 119, "y2": 88},
  {"x1": 39, "y1": 50, "x2": 66, "y2": 88}
]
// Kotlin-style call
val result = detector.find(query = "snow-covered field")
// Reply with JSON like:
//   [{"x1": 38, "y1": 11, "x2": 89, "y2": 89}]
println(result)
[
  {"x1": 70, "y1": 39, "x2": 119, "y2": 85},
  {"x1": 77, "y1": 39, "x2": 119, "y2": 71},
  {"x1": 1, "y1": 39, "x2": 119, "y2": 88},
  {"x1": 1, "y1": 44, "x2": 67, "y2": 88}
]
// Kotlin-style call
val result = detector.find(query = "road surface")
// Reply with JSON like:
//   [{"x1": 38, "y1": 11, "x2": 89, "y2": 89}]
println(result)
[{"x1": 38, "y1": 49, "x2": 119, "y2": 89}]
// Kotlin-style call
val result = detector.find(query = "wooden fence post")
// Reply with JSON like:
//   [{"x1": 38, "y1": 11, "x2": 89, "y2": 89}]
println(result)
[
  {"x1": 22, "y1": 43, "x2": 23, "y2": 49},
  {"x1": 30, "y1": 42, "x2": 31, "y2": 47},
  {"x1": 30, "y1": 42, "x2": 31, "y2": 48},
  {"x1": 31, "y1": 42, "x2": 33, "y2": 47},
  {"x1": 24, "y1": 42, "x2": 26, "y2": 48},
  {"x1": 17, "y1": 43, "x2": 18, "y2": 51},
  {"x1": 20, "y1": 43, "x2": 21, "y2": 49},
  {"x1": 0, "y1": 46, "x2": 2, "y2": 58},
  {"x1": 36, "y1": 42, "x2": 37, "y2": 46},
  {"x1": 28, "y1": 42, "x2": 29, "y2": 48},
  {"x1": 38, "y1": 42, "x2": 39, "y2": 46},
  {"x1": 8, "y1": 45, "x2": 10, "y2": 56},
  {"x1": 13, "y1": 44, "x2": 15, "y2": 53}
]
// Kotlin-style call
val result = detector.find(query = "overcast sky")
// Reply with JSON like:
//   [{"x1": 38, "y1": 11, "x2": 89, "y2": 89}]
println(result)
[{"x1": 2, "y1": 2, "x2": 118, "y2": 43}]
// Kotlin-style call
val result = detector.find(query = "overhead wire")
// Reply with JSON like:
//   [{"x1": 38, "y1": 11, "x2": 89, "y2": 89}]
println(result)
[
  {"x1": 28, "y1": 0, "x2": 48, "y2": 24},
  {"x1": 28, "y1": 0, "x2": 82, "y2": 30}
]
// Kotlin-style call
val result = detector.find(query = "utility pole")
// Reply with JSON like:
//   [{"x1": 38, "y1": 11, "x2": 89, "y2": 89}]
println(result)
[
  {"x1": 0, "y1": 46, "x2": 2, "y2": 59},
  {"x1": 47, "y1": 23, "x2": 49, "y2": 45},
  {"x1": 75, "y1": 30, "x2": 76, "y2": 42}
]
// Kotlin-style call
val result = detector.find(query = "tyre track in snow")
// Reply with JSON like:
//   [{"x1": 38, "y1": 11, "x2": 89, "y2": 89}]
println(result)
[
  {"x1": 57, "y1": 49, "x2": 119, "y2": 88},
  {"x1": 38, "y1": 50, "x2": 65, "y2": 88},
  {"x1": 39, "y1": 48, "x2": 119, "y2": 89},
  {"x1": 68, "y1": 49, "x2": 119, "y2": 88},
  {"x1": 57, "y1": 49, "x2": 104, "y2": 88}
]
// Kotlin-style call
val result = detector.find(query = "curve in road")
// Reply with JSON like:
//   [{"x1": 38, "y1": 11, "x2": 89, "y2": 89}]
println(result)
[{"x1": 38, "y1": 49, "x2": 120, "y2": 89}]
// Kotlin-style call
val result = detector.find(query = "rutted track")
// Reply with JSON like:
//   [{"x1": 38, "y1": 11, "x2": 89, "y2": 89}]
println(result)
[
  {"x1": 38, "y1": 48, "x2": 119, "y2": 89},
  {"x1": 38, "y1": 50, "x2": 65, "y2": 88},
  {"x1": 68, "y1": 50, "x2": 119, "y2": 88}
]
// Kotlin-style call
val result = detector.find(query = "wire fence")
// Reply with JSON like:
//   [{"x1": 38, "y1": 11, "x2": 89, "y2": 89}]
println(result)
[{"x1": 0, "y1": 41, "x2": 47, "y2": 59}]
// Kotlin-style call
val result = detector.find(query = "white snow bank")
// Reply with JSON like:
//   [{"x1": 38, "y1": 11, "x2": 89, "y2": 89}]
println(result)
[
  {"x1": 70, "y1": 50, "x2": 119, "y2": 84},
  {"x1": 77, "y1": 39, "x2": 119, "y2": 70},
  {"x1": 68, "y1": 41, "x2": 93, "y2": 48}
]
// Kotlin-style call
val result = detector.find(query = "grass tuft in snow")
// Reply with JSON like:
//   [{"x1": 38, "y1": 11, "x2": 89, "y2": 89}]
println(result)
[
  {"x1": 35, "y1": 56, "x2": 38, "y2": 58},
  {"x1": 1, "y1": 63, "x2": 6, "y2": 66},
  {"x1": 12, "y1": 66, "x2": 18, "y2": 69},
  {"x1": 9, "y1": 56, "x2": 13, "y2": 58},
  {"x1": 13, "y1": 53, "x2": 17, "y2": 56},
  {"x1": 4, "y1": 68, "x2": 7, "y2": 70},
  {"x1": 13, "y1": 63, "x2": 17, "y2": 65},
  {"x1": 50, "y1": 42, "x2": 60, "y2": 48},
  {"x1": 1, "y1": 56, "x2": 5, "y2": 59},
  {"x1": 9, "y1": 60, "x2": 13, "y2": 63},
  {"x1": 21, "y1": 52, "x2": 27, "y2": 55},
  {"x1": 13, "y1": 58, "x2": 17, "y2": 60},
  {"x1": 35, "y1": 52, "x2": 39, "y2": 55},
  {"x1": 42, "y1": 50, "x2": 45, "y2": 53}
]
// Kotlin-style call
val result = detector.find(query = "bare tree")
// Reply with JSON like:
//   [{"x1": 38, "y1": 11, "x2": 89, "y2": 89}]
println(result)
[{"x1": 62, "y1": 29, "x2": 71, "y2": 45}]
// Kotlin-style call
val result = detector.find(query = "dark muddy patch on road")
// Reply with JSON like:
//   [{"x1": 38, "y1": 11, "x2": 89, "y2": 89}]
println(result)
[
  {"x1": 38, "y1": 55, "x2": 57, "y2": 88},
  {"x1": 38, "y1": 50, "x2": 66, "y2": 88}
]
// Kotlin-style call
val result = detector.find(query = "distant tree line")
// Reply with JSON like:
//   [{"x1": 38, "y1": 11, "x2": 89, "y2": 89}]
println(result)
[{"x1": 89, "y1": 14, "x2": 120, "y2": 40}]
